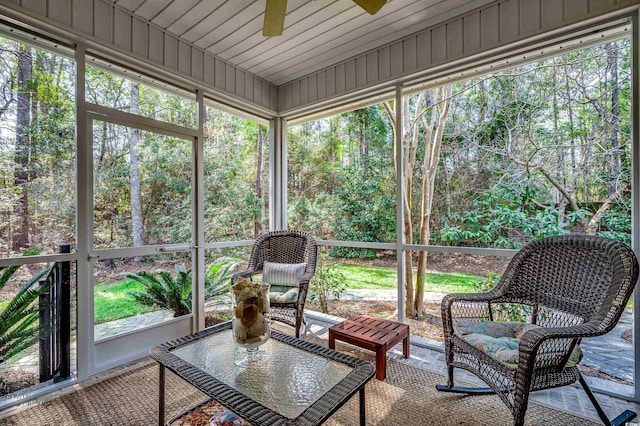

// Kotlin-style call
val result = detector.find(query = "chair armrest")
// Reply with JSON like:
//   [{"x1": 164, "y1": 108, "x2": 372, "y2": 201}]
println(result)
[
  {"x1": 518, "y1": 319, "x2": 602, "y2": 370},
  {"x1": 231, "y1": 270, "x2": 260, "y2": 281},
  {"x1": 441, "y1": 291, "x2": 504, "y2": 335}
]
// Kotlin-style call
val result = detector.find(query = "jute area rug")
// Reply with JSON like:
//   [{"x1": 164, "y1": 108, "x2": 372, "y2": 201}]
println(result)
[{"x1": 2, "y1": 332, "x2": 598, "y2": 426}]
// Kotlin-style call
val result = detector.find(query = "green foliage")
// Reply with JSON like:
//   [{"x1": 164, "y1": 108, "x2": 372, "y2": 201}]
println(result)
[
  {"x1": 473, "y1": 271, "x2": 531, "y2": 322},
  {"x1": 330, "y1": 164, "x2": 395, "y2": 259},
  {"x1": 126, "y1": 264, "x2": 192, "y2": 317},
  {"x1": 124, "y1": 257, "x2": 241, "y2": 318},
  {"x1": 205, "y1": 257, "x2": 242, "y2": 304},
  {"x1": 0, "y1": 248, "x2": 51, "y2": 361},
  {"x1": 310, "y1": 262, "x2": 347, "y2": 314},
  {"x1": 437, "y1": 179, "x2": 570, "y2": 248}
]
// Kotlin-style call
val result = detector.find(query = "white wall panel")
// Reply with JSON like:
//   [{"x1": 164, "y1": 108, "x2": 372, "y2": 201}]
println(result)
[
  {"x1": 480, "y1": 5, "x2": 500, "y2": 49},
  {"x1": 520, "y1": 0, "x2": 541, "y2": 36},
  {"x1": 254, "y1": 79, "x2": 263, "y2": 108},
  {"x1": 326, "y1": 68, "x2": 336, "y2": 97},
  {"x1": 565, "y1": 0, "x2": 590, "y2": 21},
  {"x1": 356, "y1": 56, "x2": 367, "y2": 87},
  {"x1": 376, "y1": 46, "x2": 390, "y2": 82},
  {"x1": 163, "y1": 34, "x2": 178, "y2": 71},
  {"x1": 1, "y1": 0, "x2": 276, "y2": 114},
  {"x1": 114, "y1": 8, "x2": 131, "y2": 51},
  {"x1": 345, "y1": 59, "x2": 356, "y2": 91},
  {"x1": 191, "y1": 49, "x2": 204, "y2": 81},
  {"x1": 308, "y1": 74, "x2": 317, "y2": 103},
  {"x1": 463, "y1": 13, "x2": 481, "y2": 54},
  {"x1": 93, "y1": 1, "x2": 113, "y2": 43},
  {"x1": 300, "y1": 77, "x2": 308, "y2": 105},
  {"x1": 403, "y1": 36, "x2": 417, "y2": 73},
  {"x1": 48, "y1": 0, "x2": 70, "y2": 26},
  {"x1": 225, "y1": 63, "x2": 235, "y2": 94},
  {"x1": 262, "y1": 81, "x2": 270, "y2": 107},
  {"x1": 131, "y1": 18, "x2": 148, "y2": 58},
  {"x1": 366, "y1": 52, "x2": 378, "y2": 84},
  {"x1": 390, "y1": 41, "x2": 403, "y2": 76},
  {"x1": 214, "y1": 58, "x2": 226, "y2": 90},
  {"x1": 335, "y1": 63, "x2": 345, "y2": 94},
  {"x1": 72, "y1": 0, "x2": 93, "y2": 38},
  {"x1": 499, "y1": 0, "x2": 519, "y2": 42},
  {"x1": 235, "y1": 69, "x2": 245, "y2": 99},
  {"x1": 542, "y1": 0, "x2": 564, "y2": 28},
  {"x1": 317, "y1": 71, "x2": 326, "y2": 99},
  {"x1": 431, "y1": 25, "x2": 447, "y2": 64},
  {"x1": 178, "y1": 41, "x2": 191, "y2": 76},
  {"x1": 204, "y1": 53, "x2": 215, "y2": 86},
  {"x1": 148, "y1": 26, "x2": 163, "y2": 64},
  {"x1": 22, "y1": 0, "x2": 45, "y2": 15},
  {"x1": 278, "y1": 0, "x2": 640, "y2": 114},
  {"x1": 447, "y1": 20, "x2": 463, "y2": 59},
  {"x1": 245, "y1": 73, "x2": 254, "y2": 103}
]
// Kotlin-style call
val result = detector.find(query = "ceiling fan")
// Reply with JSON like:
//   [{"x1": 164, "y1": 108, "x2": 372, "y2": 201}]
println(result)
[{"x1": 263, "y1": 0, "x2": 387, "y2": 36}]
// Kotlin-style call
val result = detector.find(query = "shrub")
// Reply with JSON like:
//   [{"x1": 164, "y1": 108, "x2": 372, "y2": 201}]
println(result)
[
  {"x1": 309, "y1": 262, "x2": 346, "y2": 314},
  {"x1": 0, "y1": 248, "x2": 51, "y2": 362}
]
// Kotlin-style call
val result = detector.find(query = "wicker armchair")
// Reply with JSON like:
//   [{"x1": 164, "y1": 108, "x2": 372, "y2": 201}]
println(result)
[
  {"x1": 232, "y1": 230, "x2": 317, "y2": 339},
  {"x1": 437, "y1": 235, "x2": 639, "y2": 426}
]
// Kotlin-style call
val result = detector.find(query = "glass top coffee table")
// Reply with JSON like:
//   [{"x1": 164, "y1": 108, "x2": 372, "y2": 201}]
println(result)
[{"x1": 150, "y1": 321, "x2": 375, "y2": 426}]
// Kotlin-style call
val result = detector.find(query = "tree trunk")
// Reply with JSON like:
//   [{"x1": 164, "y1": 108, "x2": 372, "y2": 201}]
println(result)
[
  {"x1": 129, "y1": 82, "x2": 145, "y2": 251},
  {"x1": 415, "y1": 86, "x2": 452, "y2": 317},
  {"x1": 13, "y1": 46, "x2": 32, "y2": 252},
  {"x1": 607, "y1": 43, "x2": 620, "y2": 194},
  {"x1": 254, "y1": 124, "x2": 264, "y2": 237}
]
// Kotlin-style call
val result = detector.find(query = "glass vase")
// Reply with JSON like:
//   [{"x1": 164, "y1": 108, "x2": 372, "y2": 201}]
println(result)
[{"x1": 231, "y1": 278, "x2": 271, "y2": 366}]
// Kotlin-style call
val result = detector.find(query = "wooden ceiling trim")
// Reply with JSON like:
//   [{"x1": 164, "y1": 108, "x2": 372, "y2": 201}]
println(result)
[
  {"x1": 191, "y1": 1, "x2": 265, "y2": 50},
  {"x1": 153, "y1": 0, "x2": 200, "y2": 28},
  {"x1": 203, "y1": 0, "x2": 309, "y2": 54},
  {"x1": 245, "y1": 0, "x2": 419, "y2": 76},
  {"x1": 231, "y1": 2, "x2": 362, "y2": 67},
  {"x1": 134, "y1": 0, "x2": 172, "y2": 21},
  {"x1": 165, "y1": 0, "x2": 225, "y2": 36},
  {"x1": 214, "y1": 0, "x2": 334, "y2": 60},
  {"x1": 181, "y1": 0, "x2": 254, "y2": 43},
  {"x1": 261, "y1": 0, "x2": 458, "y2": 83}
]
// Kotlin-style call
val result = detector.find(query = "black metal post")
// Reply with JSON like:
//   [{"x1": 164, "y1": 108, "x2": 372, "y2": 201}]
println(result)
[
  {"x1": 38, "y1": 280, "x2": 51, "y2": 382},
  {"x1": 56, "y1": 243, "x2": 71, "y2": 382}
]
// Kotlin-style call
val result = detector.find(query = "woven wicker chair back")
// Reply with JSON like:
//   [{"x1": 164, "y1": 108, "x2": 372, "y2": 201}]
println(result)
[
  {"x1": 494, "y1": 235, "x2": 638, "y2": 331},
  {"x1": 248, "y1": 230, "x2": 317, "y2": 276}
]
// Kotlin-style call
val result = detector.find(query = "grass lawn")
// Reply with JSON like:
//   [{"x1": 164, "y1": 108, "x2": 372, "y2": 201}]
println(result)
[
  {"x1": 94, "y1": 280, "x2": 156, "y2": 324},
  {"x1": 90, "y1": 265, "x2": 483, "y2": 324},
  {"x1": 338, "y1": 264, "x2": 482, "y2": 294}
]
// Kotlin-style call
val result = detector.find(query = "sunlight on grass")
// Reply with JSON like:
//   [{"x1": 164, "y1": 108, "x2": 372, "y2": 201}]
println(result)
[
  {"x1": 94, "y1": 280, "x2": 157, "y2": 324},
  {"x1": 91, "y1": 265, "x2": 484, "y2": 325},
  {"x1": 336, "y1": 264, "x2": 482, "y2": 293}
]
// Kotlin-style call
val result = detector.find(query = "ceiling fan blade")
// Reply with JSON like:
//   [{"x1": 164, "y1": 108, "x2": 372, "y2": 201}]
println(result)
[
  {"x1": 264, "y1": 0, "x2": 288, "y2": 37},
  {"x1": 353, "y1": 0, "x2": 387, "y2": 15}
]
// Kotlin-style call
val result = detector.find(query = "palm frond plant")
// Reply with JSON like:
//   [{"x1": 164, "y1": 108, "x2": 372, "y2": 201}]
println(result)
[
  {"x1": 127, "y1": 264, "x2": 192, "y2": 317},
  {"x1": 205, "y1": 257, "x2": 242, "y2": 302},
  {"x1": 0, "y1": 248, "x2": 52, "y2": 363}
]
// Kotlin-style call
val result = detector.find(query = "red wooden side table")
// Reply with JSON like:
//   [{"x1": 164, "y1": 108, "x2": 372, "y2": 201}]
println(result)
[{"x1": 328, "y1": 314, "x2": 410, "y2": 380}]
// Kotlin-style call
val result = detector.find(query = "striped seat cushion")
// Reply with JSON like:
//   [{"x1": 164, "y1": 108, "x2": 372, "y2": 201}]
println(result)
[{"x1": 263, "y1": 261, "x2": 306, "y2": 288}]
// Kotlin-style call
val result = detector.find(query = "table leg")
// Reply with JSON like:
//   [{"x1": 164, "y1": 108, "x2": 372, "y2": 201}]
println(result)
[
  {"x1": 375, "y1": 348, "x2": 386, "y2": 380},
  {"x1": 403, "y1": 334, "x2": 410, "y2": 358},
  {"x1": 328, "y1": 330, "x2": 335, "y2": 350},
  {"x1": 159, "y1": 364, "x2": 165, "y2": 426},
  {"x1": 359, "y1": 387, "x2": 366, "y2": 426}
]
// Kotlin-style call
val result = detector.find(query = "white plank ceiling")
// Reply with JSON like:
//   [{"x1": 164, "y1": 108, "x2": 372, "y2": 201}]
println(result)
[{"x1": 112, "y1": 0, "x2": 494, "y2": 86}]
